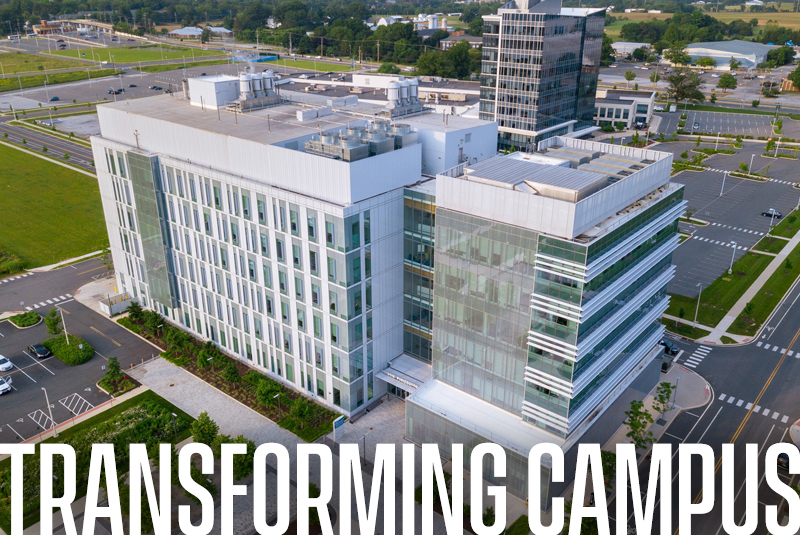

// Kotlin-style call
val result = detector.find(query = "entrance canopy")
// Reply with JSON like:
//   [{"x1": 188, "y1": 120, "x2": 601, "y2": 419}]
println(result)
[{"x1": 376, "y1": 354, "x2": 432, "y2": 392}]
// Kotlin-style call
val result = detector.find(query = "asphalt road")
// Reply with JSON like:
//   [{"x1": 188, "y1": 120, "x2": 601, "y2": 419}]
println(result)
[
  {"x1": 607, "y1": 270, "x2": 800, "y2": 533},
  {"x1": 0, "y1": 258, "x2": 156, "y2": 441},
  {"x1": 0, "y1": 115, "x2": 94, "y2": 168}
]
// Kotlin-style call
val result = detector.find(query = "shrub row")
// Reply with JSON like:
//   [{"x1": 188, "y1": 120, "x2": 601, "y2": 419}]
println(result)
[{"x1": 8, "y1": 311, "x2": 40, "y2": 327}]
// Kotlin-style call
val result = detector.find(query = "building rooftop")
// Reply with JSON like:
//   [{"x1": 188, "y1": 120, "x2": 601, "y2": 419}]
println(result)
[
  {"x1": 441, "y1": 34, "x2": 483, "y2": 42},
  {"x1": 686, "y1": 39, "x2": 772, "y2": 55},
  {"x1": 595, "y1": 89, "x2": 655, "y2": 102}
]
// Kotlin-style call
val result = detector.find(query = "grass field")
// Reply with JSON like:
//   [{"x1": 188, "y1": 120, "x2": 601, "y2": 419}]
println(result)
[
  {"x1": 666, "y1": 251, "x2": 773, "y2": 328},
  {"x1": 752, "y1": 235, "x2": 789, "y2": 254},
  {"x1": 263, "y1": 57, "x2": 357, "y2": 72},
  {"x1": 729, "y1": 242, "x2": 800, "y2": 336},
  {"x1": 137, "y1": 58, "x2": 231, "y2": 73},
  {"x1": 0, "y1": 144, "x2": 106, "y2": 268},
  {"x1": 0, "y1": 68, "x2": 122, "y2": 93},
  {"x1": 0, "y1": 52, "x2": 87, "y2": 75},
  {"x1": 46, "y1": 44, "x2": 226, "y2": 64},
  {"x1": 661, "y1": 318, "x2": 711, "y2": 340},
  {"x1": 770, "y1": 210, "x2": 800, "y2": 239}
]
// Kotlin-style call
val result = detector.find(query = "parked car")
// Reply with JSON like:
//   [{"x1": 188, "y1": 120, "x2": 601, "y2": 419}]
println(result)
[
  {"x1": 129, "y1": 84, "x2": 137, "y2": 87},
  {"x1": 659, "y1": 338, "x2": 679, "y2": 355},
  {"x1": 49, "y1": 96, "x2": 59, "y2": 102},
  {"x1": 778, "y1": 452, "x2": 790, "y2": 470},
  {"x1": 762, "y1": 209, "x2": 783, "y2": 218},
  {"x1": 0, "y1": 355, "x2": 11, "y2": 372},
  {"x1": 151, "y1": 86, "x2": 163, "y2": 91},
  {"x1": 127, "y1": 38, "x2": 135, "y2": 41},
  {"x1": 56, "y1": 39, "x2": 64, "y2": 42},
  {"x1": 711, "y1": 73, "x2": 720, "y2": 78},
  {"x1": 654, "y1": 105, "x2": 665, "y2": 112},
  {"x1": 693, "y1": 122, "x2": 700, "y2": 129},
  {"x1": 0, "y1": 376, "x2": 11, "y2": 395},
  {"x1": 610, "y1": 64, "x2": 618, "y2": 68},
  {"x1": 107, "y1": 89, "x2": 115, "y2": 94},
  {"x1": 27, "y1": 343, "x2": 51, "y2": 358},
  {"x1": 200, "y1": 73, "x2": 207, "y2": 76}
]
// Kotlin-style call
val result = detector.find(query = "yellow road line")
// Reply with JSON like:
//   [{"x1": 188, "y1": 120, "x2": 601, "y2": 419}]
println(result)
[
  {"x1": 90, "y1": 326, "x2": 121, "y2": 347},
  {"x1": 77, "y1": 265, "x2": 104, "y2": 275}
]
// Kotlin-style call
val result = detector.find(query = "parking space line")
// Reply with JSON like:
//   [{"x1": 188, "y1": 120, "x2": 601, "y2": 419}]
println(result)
[
  {"x1": 12, "y1": 363, "x2": 36, "y2": 383},
  {"x1": 22, "y1": 351, "x2": 56, "y2": 376},
  {"x1": 90, "y1": 326, "x2": 121, "y2": 347},
  {"x1": 6, "y1": 424, "x2": 24, "y2": 441},
  {"x1": 28, "y1": 409, "x2": 52, "y2": 430}
]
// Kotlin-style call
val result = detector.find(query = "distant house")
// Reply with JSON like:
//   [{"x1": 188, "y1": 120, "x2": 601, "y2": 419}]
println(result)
[
  {"x1": 611, "y1": 41, "x2": 650, "y2": 55},
  {"x1": 440, "y1": 34, "x2": 482, "y2": 50},
  {"x1": 745, "y1": 0, "x2": 764, "y2": 5},
  {"x1": 377, "y1": 16, "x2": 403, "y2": 26}
]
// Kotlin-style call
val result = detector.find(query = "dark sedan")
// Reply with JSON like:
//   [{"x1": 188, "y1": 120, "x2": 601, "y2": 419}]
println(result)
[{"x1": 27, "y1": 343, "x2": 52, "y2": 359}]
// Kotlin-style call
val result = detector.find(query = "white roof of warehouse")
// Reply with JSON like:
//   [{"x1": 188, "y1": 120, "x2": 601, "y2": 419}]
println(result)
[{"x1": 686, "y1": 39, "x2": 771, "y2": 55}]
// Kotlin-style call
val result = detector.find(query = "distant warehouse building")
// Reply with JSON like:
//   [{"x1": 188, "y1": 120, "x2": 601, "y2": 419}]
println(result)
[
  {"x1": 611, "y1": 41, "x2": 650, "y2": 56},
  {"x1": 682, "y1": 40, "x2": 771, "y2": 70}
]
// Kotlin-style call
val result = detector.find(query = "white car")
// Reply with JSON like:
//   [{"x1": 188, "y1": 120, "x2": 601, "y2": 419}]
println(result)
[
  {"x1": 711, "y1": 74, "x2": 720, "y2": 78},
  {"x1": 610, "y1": 64, "x2": 618, "y2": 68},
  {"x1": 654, "y1": 105, "x2": 665, "y2": 112},
  {"x1": 0, "y1": 355, "x2": 11, "y2": 372},
  {"x1": 0, "y1": 376, "x2": 12, "y2": 395},
  {"x1": 757, "y1": 75, "x2": 766, "y2": 79}
]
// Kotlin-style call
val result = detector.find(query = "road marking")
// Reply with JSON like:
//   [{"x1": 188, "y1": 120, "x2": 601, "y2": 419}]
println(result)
[
  {"x1": 33, "y1": 304, "x2": 39, "y2": 309},
  {"x1": 12, "y1": 363, "x2": 36, "y2": 383},
  {"x1": 46, "y1": 299, "x2": 53, "y2": 304},
  {"x1": 755, "y1": 405, "x2": 761, "y2": 412},
  {"x1": 727, "y1": 396, "x2": 735, "y2": 403},
  {"x1": 59, "y1": 393, "x2": 94, "y2": 416},
  {"x1": 772, "y1": 412, "x2": 780, "y2": 420},
  {"x1": 28, "y1": 409, "x2": 52, "y2": 430},
  {"x1": 90, "y1": 326, "x2": 121, "y2": 347},
  {"x1": 782, "y1": 415, "x2": 790, "y2": 423},
  {"x1": 77, "y1": 266, "x2": 104, "y2": 275},
  {"x1": 719, "y1": 393, "x2": 727, "y2": 400},
  {"x1": 59, "y1": 295, "x2": 66, "y2": 300},
  {"x1": 22, "y1": 351, "x2": 55, "y2": 376},
  {"x1": 736, "y1": 399, "x2": 744, "y2": 407},
  {"x1": 65, "y1": 293, "x2": 72, "y2": 297},
  {"x1": 763, "y1": 408, "x2": 771, "y2": 416},
  {"x1": 664, "y1": 432, "x2": 683, "y2": 440},
  {"x1": 773, "y1": 346, "x2": 779, "y2": 352},
  {"x1": 6, "y1": 424, "x2": 24, "y2": 441}
]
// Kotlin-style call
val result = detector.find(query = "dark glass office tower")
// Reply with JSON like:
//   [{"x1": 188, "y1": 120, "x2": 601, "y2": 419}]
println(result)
[{"x1": 479, "y1": 0, "x2": 605, "y2": 151}]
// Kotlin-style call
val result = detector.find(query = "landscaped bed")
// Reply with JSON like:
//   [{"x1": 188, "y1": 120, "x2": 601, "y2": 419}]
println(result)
[
  {"x1": 0, "y1": 390, "x2": 193, "y2": 533},
  {"x1": 728, "y1": 242, "x2": 800, "y2": 336},
  {"x1": 117, "y1": 305, "x2": 339, "y2": 443},
  {"x1": 42, "y1": 334, "x2": 94, "y2": 365},
  {"x1": 7, "y1": 311, "x2": 40, "y2": 327},
  {"x1": 770, "y1": 211, "x2": 800, "y2": 239},
  {"x1": 666, "y1": 252, "x2": 773, "y2": 328},
  {"x1": 660, "y1": 318, "x2": 710, "y2": 340}
]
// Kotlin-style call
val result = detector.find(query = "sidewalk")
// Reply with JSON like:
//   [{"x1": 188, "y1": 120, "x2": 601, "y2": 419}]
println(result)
[
  {"x1": 701, "y1": 228, "x2": 800, "y2": 344},
  {"x1": 73, "y1": 276, "x2": 117, "y2": 315},
  {"x1": 28, "y1": 250, "x2": 102, "y2": 272}
]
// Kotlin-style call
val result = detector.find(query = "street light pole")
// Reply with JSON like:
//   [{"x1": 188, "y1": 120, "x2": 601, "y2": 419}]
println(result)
[
  {"x1": 694, "y1": 283, "x2": 703, "y2": 327},
  {"x1": 274, "y1": 393, "x2": 281, "y2": 417},
  {"x1": 720, "y1": 171, "x2": 727, "y2": 197},
  {"x1": 362, "y1": 430, "x2": 371, "y2": 461},
  {"x1": 770, "y1": 208, "x2": 777, "y2": 229},
  {"x1": 775, "y1": 137, "x2": 782, "y2": 158},
  {"x1": 749, "y1": 153, "x2": 755, "y2": 173},
  {"x1": 728, "y1": 242, "x2": 737, "y2": 274},
  {"x1": 42, "y1": 387, "x2": 58, "y2": 438},
  {"x1": 59, "y1": 307, "x2": 69, "y2": 345}
]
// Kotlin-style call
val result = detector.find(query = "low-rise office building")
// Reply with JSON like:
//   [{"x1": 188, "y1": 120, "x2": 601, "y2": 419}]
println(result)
[{"x1": 594, "y1": 89, "x2": 655, "y2": 129}]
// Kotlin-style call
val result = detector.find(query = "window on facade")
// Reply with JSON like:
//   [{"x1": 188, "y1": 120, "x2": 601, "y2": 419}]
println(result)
[
  {"x1": 327, "y1": 257, "x2": 336, "y2": 281},
  {"x1": 290, "y1": 210, "x2": 299, "y2": 235},
  {"x1": 293, "y1": 245, "x2": 301, "y2": 269},
  {"x1": 276, "y1": 239, "x2": 285, "y2": 263},
  {"x1": 297, "y1": 309, "x2": 306, "y2": 331},
  {"x1": 354, "y1": 289, "x2": 362, "y2": 316},
  {"x1": 325, "y1": 222, "x2": 334, "y2": 247},
  {"x1": 248, "y1": 260, "x2": 256, "y2": 281},
  {"x1": 231, "y1": 223, "x2": 239, "y2": 246},
  {"x1": 281, "y1": 301, "x2": 290, "y2": 324},
  {"x1": 258, "y1": 200, "x2": 266, "y2": 224},
  {"x1": 242, "y1": 195, "x2": 251, "y2": 219},
  {"x1": 308, "y1": 217, "x2": 317, "y2": 241},
  {"x1": 295, "y1": 277, "x2": 304, "y2": 301},
  {"x1": 260, "y1": 233, "x2": 269, "y2": 257},
  {"x1": 309, "y1": 251, "x2": 319, "y2": 274},
  {"x1": 214, "y1": 187, "x2": 222, "y2": 210},
  {"x1": 263, "y1": 266, "x2": 272, "y2": 288},
  {"x1": 265, "y1": 295, "x2": 274, "y2": 317},
  {"x1": 329, "y1": 291, "x2": 338, "y2": 315},
  {"x1": 279, "y1": 271, "x2": 287, "y2": 294},
  {"x1": 311, "y1": 284, "x2": 321, "y2": 307},
  {"x1": 364, "y1": 211, "x2": 370, "y2": 244},
  {"x1": 314, "y1": 316, "x2": 323, "y2": 339},
  {"x1": 330, "y1": 323, "x2": 339, "y2": 345}
]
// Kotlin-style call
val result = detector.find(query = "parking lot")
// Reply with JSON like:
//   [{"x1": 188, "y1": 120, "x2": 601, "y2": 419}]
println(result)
[
  {"x1": 0, "y1": 297, "x2": 155, "y2": 442},
  {"x1": 659, "y1": 142, "x2": 800, "y2": 297}
]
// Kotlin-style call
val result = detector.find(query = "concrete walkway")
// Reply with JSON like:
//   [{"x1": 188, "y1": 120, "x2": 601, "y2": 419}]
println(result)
[
  {"x1": 28, "y1": 250, "x2": 103, "y2": 272},
  {"x1": 700, "y1": 227, "x2": 800, "y2": 344},
  {"x1": 73, "y1": 276, "x2": 117, "y2": 315}
]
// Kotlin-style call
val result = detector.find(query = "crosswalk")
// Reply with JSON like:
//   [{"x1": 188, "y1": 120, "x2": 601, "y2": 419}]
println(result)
[
  {"x1": 681, "y1": 345, "x2": 711, "y2": 368},
  {"x1": 709, "y1": 222, "x2": 765, "y2": 236},
  {"x1": 0, "y1": 273, "x2": 33, "y2": 284},
  {"x1": 769, "y1": 179, "x2": 797, "y2": 186},
  {"x1": 718, "y1": 392, "x2": 791, "y2": 424},
  {"x1": 689, "y1": 236, "x2": 748, "y2": 249},
  {"x1": 707, "y1": 168, "x2": 727, "y2": 173},
  {"x1": 755, "y1": 341, "x2": 798, "y2": 358},
  {"x1": 24, "y1": 294, "x2": 72, "y2": 311}
]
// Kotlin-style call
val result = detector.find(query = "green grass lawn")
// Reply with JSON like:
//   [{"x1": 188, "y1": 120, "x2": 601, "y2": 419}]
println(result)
[
  {"x1": 0, "y1": 68, "x2": 122, "y2": 93},
  {"x1": 721, "y1": 335, "x2": 737, "y2": 344},
  {"x1": 137, "y1": 58, "x2": 231, "y2": 73},
  {"x1": 729, "y1": 244, "x2": 800, "y2": 336},
  {"x1": 770, "y1": 211, "x2": 800, "y2": 239},
  {"x1": 0, "y1": 52, "x2": 87, "y2": 74},
  {"x1": 666, "y1": 252, "x2": 773, "y2": 328},
  {"x1": 263, "y1": 57, "x2": 357, "y2": 73},
  {"x1": 47, "y1": 44, "x2": 225, "y2": 64},
  {"x1": 752, "y1": 236, "x2": 789, "y2": 254},
  {"x1": 0, "y1": 144, "x2": 106, "y2": 268},
  {"x1": 661, "y1": 318, "x2": 711, "y2": 340}
]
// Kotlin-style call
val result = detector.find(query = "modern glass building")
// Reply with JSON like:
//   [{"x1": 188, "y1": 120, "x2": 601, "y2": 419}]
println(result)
[
  {"x1": 406, "y1": 138, "x2": 683, "y2": 507},
  {"x1": 480, "y1": 0, "x2": 605, "y2": 151}
]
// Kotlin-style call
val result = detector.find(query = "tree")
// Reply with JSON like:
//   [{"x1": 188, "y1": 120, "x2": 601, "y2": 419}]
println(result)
[
  {"x1": 632, "y1": 46, "x2": 649, "y2": 62},
  {"x1": 191, "y1": 411, "x2": 219, "y2": 446},
  {"x1": 104, "y1": 356, "x2": 123, "y2": 383},
  {"x1": 717, "y1": 73, "x2": 738, "y2": 93},
  {"x1": 710, "y1": 94, "x2": 717, "y2": 104},
  {"x1": 624, "y1": 70, "x2": 636, "y2": 89},
  {"x1": 730, "y1": 58, "x2": 743, "y2": 70},
  {"x1": 752, "y1": 99, "x2": 760, "y2": 108},
  {"x1": 624, "y1": 399, "x2": 655, "y2": 450},
  {"x1": 696, "y1": 57, "x2": 717, "y2": 67},
  {"x1": 483, "y1": 506, "x2": 495, "y2": 526},
  {"x1": 290, "y1": 397, "x2": 313, "y2": 429},
  {"x1": 678, "y1": 307, "x2": 686, "y2": 327},
  {"x1": 230, "y1": 435, "x2": 256, "y2": 480},
  {"x1": 45, "y1": 307, "x2": 63, "y2": 336},
  {"x1": 652, "y1": 382, "x2": 676, "y2": 420},
  {"x1": 99, "y1": 240, "x2": 113, "y2": 274},
  {"x1": 256, "y1": 380, "x2": 282, "y2": 409},
  {"x1": 222, "y1": 361, "x2": 241, "y2": 383},
  {"x1": 127, "y1": 301, "x2": 144, "y2": 322},
  {"x1": 377, "y1": 62, "x2": 400, "y2": 74},
  {"x1": 200, "y1": 26, "x2": 212, "y2": 44},
  {"x1": 788, "y1": 64, "x2": 800, "y2": 89},
  {"x1": 650, "y1": 71, "x2": 661, "y2": 90},
  {"x1": 664, "y1": 43, "x2": 691, "y2": 65},
  {"x1": 666, "y1": 70, "x2": 705, "y2": 104}
]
